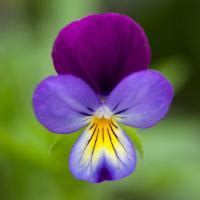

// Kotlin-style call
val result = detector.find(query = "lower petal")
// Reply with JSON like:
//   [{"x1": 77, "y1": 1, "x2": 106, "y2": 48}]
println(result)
[{"x1": 69, "y1": 117, "x2": 137, "y2": 183}]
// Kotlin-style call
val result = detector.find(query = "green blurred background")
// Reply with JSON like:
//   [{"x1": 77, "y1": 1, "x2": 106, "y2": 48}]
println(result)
[{"x1": 0, "y1": 0, "x2": 200, "y2": 199}]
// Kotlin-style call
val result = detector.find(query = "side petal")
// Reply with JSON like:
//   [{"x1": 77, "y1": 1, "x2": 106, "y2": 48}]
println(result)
[
  {"x1": 52, "y1": 13, "x2": 151, "y2": 95},
  {"x1": 33, "y1": 75, "x2": 101, "y2": 134},
  {"x1": 69, "y1": 118, "x2": 136, "y2": 183},
  {"x1": 106, "y1": 70, "x2": 173, "y2": 128}
]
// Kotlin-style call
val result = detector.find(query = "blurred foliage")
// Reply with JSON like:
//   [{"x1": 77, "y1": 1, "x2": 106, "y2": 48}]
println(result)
[{"x1": 0, "y1": 0, "x2": 200, "y2": 200}]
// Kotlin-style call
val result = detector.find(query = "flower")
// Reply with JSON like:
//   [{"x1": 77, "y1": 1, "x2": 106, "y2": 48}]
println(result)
[{"x1": 32, "y1": 13, "x2": 173, "y2": 183}]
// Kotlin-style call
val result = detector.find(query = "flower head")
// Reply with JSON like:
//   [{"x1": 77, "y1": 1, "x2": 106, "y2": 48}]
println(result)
[{"x1": 33, "y1": 13, "x2": 173, "y2": 183}]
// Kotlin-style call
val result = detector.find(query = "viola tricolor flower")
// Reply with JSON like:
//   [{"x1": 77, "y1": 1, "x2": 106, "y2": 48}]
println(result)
[{"x1": 32, "y1": 13, "x2": 173, "y2": 183}]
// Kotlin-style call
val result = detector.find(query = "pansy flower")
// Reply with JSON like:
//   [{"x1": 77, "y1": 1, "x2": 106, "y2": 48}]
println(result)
[{"x1": 32, "y1": 13, "x2": 173, "y2": 183}]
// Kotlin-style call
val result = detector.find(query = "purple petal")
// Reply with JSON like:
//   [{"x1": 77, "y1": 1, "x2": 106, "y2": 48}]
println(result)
[
  {"x1": 32, "y1": 75, "x2": 101, "y2": 133},
  {"x1": 106, "y1": 70, "x2": 173, "y2": 128},
  {"x1": 52, "y1": 13, "x2": 151, "y2": 95},
  {"x1": 69, "y1": 118, "x2": 136, "y2": 183}
]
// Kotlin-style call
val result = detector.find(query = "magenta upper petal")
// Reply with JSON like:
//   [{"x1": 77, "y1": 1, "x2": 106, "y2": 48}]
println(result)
[
  {"x1": 52, "y1": 13, "x2": 151, "y2": 95},
  {"x1": 32, "y1": 75, "x2": 101, "y2": 134},
  {"x1": 106, "y1": 70, "x2": 174, "y2": 128}
]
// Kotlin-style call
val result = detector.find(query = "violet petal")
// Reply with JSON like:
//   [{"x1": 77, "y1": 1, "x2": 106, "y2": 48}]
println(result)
[
  {"x1": 52, "y1": 13, "x2": 151, "y2": 95},
  {"x1": 33, "y1": 75, "x2": 101, "y2": 133},
  {"x1": 106, "y1": 70, "x2": 174, "y2": 128}
]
